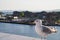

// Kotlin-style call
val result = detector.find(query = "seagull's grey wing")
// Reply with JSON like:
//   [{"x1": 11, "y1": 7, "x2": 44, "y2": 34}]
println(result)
[{"x1": 42, "y1": 26, "x2": 52, "y2": 34}]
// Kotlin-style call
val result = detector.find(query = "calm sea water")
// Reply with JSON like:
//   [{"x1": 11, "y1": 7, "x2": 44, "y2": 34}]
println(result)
[{"x1": 0, "y1": 23, "x2": 60, "y2": 40}]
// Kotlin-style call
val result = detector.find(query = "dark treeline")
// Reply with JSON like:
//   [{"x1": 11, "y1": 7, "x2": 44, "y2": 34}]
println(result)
[
  {"x1": 13, "y1": 11, "x2": 45, "y2": 19},
  {"x1": 0, "y1": 11, "x2": 60, "y2": 26}
]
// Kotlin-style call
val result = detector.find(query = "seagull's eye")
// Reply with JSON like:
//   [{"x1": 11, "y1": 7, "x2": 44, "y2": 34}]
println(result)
[{"x1": 36, "y1": 20, "x2": 38, "y2": 22}]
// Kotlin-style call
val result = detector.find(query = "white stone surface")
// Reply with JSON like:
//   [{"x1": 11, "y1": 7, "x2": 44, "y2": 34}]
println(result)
[{"x1": 0, "y1": 32, "x2": 40, "y2": 40}]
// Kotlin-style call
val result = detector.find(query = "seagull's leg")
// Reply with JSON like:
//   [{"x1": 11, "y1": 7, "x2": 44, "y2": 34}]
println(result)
[
  {"x1": 43, "y1": 36, "x2": 47, "y2": 40},
  {"x1": 44, "y1": 37, "x2": 47, "y2": 40},
  {"x1": 43, "y1": 34, "x2": 47, "y2": 40},
  {"x1": 41, "y1": 37, "x2": 43, "y2": 40},
  {"x1": 41, "y1": 36, "x2": 44, "y2": 40}
]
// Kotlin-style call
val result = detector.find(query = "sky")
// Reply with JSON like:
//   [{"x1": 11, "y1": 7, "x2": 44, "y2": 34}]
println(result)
[{"x1": 0, "y1": 0, "x2": 60, "y2": 11}]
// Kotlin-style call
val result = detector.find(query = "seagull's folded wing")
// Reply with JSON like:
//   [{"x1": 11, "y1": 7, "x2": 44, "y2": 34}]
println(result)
[{"x1": 42, "y1": 26, "x2": 52, "y2": 34}]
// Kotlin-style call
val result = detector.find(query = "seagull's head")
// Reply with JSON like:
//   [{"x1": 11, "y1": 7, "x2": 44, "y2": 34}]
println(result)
[
  {"x1": 34, "y1": 19, "x2": 42, "y2": 25},
  {"x1": 48, "y1": 27, "x2": 57, "y2": 33}
]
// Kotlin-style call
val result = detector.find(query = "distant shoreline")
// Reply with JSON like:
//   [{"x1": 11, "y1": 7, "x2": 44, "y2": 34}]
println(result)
[
  {"x1": 0, "y1": 21, "x2": 60, "y2": 26},
  {"x1": 0, "y1": 11, "x2": 60, "y2": 26}
]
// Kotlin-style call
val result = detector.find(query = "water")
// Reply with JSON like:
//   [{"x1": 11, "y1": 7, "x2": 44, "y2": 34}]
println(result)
[{"x1": 0, "y1": 23, "x2": 60, "y2": 40}]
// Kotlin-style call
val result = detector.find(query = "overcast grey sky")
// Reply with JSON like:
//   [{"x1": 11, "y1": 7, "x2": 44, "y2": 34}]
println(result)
[{"x1": 0, "y1": 0, "x2": 60, "y2": 11}]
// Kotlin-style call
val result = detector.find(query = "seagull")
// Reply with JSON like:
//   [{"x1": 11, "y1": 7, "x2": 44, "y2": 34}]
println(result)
[{"x1": 34, "y1": 19, "x2": 57, "y2": 40}]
